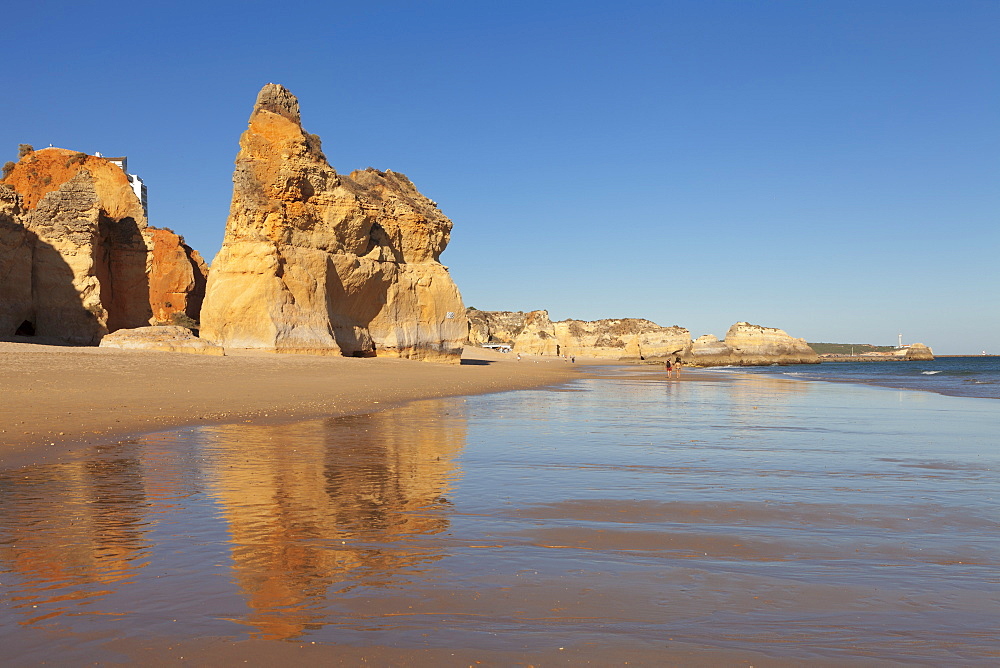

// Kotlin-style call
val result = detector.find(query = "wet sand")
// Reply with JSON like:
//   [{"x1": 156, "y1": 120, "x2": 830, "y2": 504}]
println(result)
[
  {"x1": 2, "y1": 363, "x2": 997, "y2": 665},
  {"x1": 0, "y1": 344, "x2": 564, "y2": 465},
  {"x1": 0, "y1": 343, "x2": 702, "y2": 467}
]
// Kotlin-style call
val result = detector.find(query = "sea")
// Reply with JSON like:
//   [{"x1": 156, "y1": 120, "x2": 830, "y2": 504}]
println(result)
[
  {"x1": 1, "y1": 357, "x2": 998, "y2": 665},
  {"x1": 709, "y1": 355, "x2": 1000, "y2": 400}
]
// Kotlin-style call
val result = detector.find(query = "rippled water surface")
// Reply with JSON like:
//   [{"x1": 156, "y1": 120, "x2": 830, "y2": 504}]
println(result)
[
  {"x1": 719, "y1": 355, "x2": 1000, "y2": 399},
  {"x1": 2, "y1": 369, "x2": 998, "y2": 665}
]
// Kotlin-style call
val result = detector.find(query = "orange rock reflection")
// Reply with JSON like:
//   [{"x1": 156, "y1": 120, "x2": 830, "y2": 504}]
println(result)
[
  {"x1": 0, "y1": 440, "x2": 152, "y2": 627},
  {"x1": 203, "y1": 399, "x2": 466, "y2": 640}
]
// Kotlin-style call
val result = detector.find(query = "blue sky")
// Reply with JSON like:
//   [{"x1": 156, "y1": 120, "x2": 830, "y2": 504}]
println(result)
[{"x1": 4, "y1": 1, "x2": 997, "y2": 354}]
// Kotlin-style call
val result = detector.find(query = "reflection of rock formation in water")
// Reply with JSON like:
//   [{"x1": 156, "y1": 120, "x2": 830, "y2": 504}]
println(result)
[
  {"x1": 0, "y1": 441, "x2": 152, "y2": 625},
  {"x1": 203, "y1": 401, "x2": 465, "y2": 640}
]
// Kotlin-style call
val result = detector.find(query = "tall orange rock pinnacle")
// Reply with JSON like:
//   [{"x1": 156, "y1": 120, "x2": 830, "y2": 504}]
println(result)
[{"x1": 200, "y1": 84, "x2": 466, "y2": 362}]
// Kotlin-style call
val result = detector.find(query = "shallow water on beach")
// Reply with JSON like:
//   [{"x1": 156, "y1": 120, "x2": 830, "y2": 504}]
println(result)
[{"x1": 1, "y1": 369, "x2": 998, "y2": 665}]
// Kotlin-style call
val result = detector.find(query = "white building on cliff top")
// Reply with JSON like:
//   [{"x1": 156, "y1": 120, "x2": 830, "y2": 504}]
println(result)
[{"x1": 95, "y1": 152, "x2": 148, "y2": 219}]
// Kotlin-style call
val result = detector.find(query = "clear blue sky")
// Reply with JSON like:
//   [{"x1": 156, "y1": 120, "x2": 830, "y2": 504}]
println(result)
[{"x1": 5, "y1": 1, "x2": 997, "y2": 354}]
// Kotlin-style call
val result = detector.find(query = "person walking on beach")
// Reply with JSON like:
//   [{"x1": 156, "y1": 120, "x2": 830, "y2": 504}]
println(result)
[
  {"x1": 672, "y1": 357, "x2": 682, "y2": 379},
  {"x1": 664, "y1": 359, "x2": 673, "y2": 374}
]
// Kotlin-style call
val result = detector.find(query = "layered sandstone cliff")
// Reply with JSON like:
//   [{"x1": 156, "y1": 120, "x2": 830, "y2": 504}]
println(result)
[
  {"x1": 0, "y1": 184, "x2": 31, "y2": 336},
  {"x1": 555, "y1": 318, "x2": 691, "y2": 359},
  {"x1": 200, "y1": 84, "x2": 465, "y2": 362},
  {"x1": 469, "y1": 310, "x2": 818, "y2": 366},
  {"x1": 0, "y1": 147, "x2": 207, "y2": 343},
  {"x1": 468, "y1": 309, "x2": 561, "y2": 355},
  {"x1": 146, "y1": 228, "x2": 208, "y2": 325},
  {"x1": 467, "y1": 309, "x2": 690, "y2": 360}
]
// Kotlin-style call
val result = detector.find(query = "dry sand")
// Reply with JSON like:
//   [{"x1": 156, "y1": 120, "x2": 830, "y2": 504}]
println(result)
[{"x1": 0, "y1": 343, "x2": 623, "y2": 466}]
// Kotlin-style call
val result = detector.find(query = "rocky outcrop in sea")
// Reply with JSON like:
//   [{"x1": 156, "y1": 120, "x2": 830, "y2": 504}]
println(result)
[{"x1": 685, "y1": 322, "x2": 818, "y2": 366}]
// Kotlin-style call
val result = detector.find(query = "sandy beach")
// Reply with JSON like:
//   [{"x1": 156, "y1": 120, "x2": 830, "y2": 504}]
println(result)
[{"x1": 0, "y1": 343, "x2": 613, "y2": 465}]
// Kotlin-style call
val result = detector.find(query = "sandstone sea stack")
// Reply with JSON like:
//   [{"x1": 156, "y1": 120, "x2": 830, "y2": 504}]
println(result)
[
  {"x1": 200, "y1": 84, "x2": 465, "y2": 362},
  {"x1": 0, "y1": 148, "x2": 207, "y2": 344}
]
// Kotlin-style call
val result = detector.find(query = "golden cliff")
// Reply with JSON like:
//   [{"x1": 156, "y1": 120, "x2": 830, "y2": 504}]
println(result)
[
  {"x1": 468, "y1": 310, "x2": 819, "y2": 366},
  {"x1": 467, "y1": 309, "x2": 691, "y2": 360},
  {"x1": 0, "y1": 147, "x2": 207, "y2": 344},
  {"x1": 0, "y1": 184, "x2": 30, "y2": 334},
  {"x1": 200, "y1": 84, "x2": 465, "y2": 362}
]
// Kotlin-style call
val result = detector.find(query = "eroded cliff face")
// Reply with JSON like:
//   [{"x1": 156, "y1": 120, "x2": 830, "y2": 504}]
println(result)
[
  {"x1": 200, "y1": 84, "x2": 465, "y2": 362},
  {"x1": 467, "y1": 309, "x2": 690, "y2": 360},
  {"x1": 0, "y1": 185, "x2": 31, "y2": 335},
  {"x1": 146, "y1": 228, "x2": 208, "y2": 325},
  {"x1": 556, "y1": 319, "x2": 691, "y2": 359},
  {"x1": 25, "y1": 170, "x2": 118, "y2": 344},
  {"x1": 3, "y1": 147, "x2": 144, "y2": 217},
  {"x1": 469, "y1": 310, "x2": 818, "y2": 365},
  {"x1": 468, "y1": 309, "x2": 560, "y2": 355},
  {"x1": 0, "y1": 147, "x2": 208, "y2": 343}
]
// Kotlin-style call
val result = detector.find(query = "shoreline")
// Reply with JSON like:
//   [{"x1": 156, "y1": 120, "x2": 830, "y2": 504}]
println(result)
[
  {"x1": 0, "y1": 342, "x2": 720, "y2": 467},
  {"x1": 0, "y1": 344, "x2": 577, "y2": 467},
  {"x1": 0, "y1": 344, "x2": 703, "y2": 468}
]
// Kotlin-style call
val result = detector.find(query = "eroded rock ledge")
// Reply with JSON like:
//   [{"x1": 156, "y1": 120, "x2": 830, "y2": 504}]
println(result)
[{"x1": 99, "y1": 325, "x2": 224, "y2": 355}]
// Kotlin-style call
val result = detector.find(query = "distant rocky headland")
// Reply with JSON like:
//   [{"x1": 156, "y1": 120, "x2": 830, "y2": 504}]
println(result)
[
  {"x1": 814, "y1": 343, "x2": 934, "y2": 362},
  {"x1": 0, "y1": 83, "x2": 933, "y2": 366},
  {"x1": 467, "y1": 309, "x2": 819, "y2": 366},
  {"x1": 467, "y1": 309, "x2": 935, "y2": 365}
]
